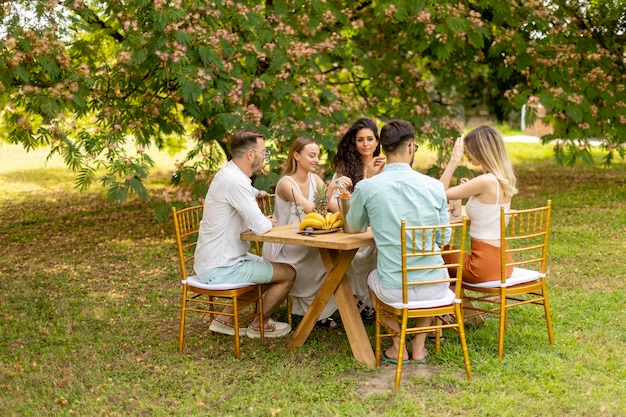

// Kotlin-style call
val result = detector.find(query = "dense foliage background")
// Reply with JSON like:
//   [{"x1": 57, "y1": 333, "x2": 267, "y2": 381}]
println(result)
[{"x1": 1, "y1": 0, "x2": 625, "y2": 216}]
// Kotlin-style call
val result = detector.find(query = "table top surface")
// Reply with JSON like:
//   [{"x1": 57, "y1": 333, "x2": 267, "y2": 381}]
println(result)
[
  {"x1": 241, "y1": 225, "x2": 375, "y2": 251},
  {"x1": 241, "y1": 207, "x2": 465, "y2": 251}
]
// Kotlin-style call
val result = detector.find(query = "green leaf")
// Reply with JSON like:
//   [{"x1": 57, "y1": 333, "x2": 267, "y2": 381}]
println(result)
[
  {"x1": 153, "y1": 201, "x2": 173, "y2": 223},
  {"x1": 131, "y1": 47, "x2": 150, "y2": 65},
  {"x1": 37, "y1": 56, "x2": 61, "y2": 79},
  {"x1": 129, "y1": 177, "x2": 149, "y2": 201},
  {"x1": 174, "y1": 30, "x2": 192, "y2": 46},
  {"x1": 14, "y1": 65, "x2": 30, "y2": 83},
  {"x1": 467, "y1": 30, "x2": 485, "y2": 48},
  {"x1": 181, "y1": 80, "x2": 202, "y2": 103},
  {"x1": 152, "y1": 10, "x2": 167, "y2": 32},
  {"x1": 445, "y1": 17, "x2": 468, "y2": 33},
  {"x1": 107, "y1": 183, "x2": 128, "y2": 204},
  {"x1": 59, "y1": 139, "x2": 85, "y2": 171},
  {"x1": 75, "y1": 166, "x2": 96, "y2": 191},
  {"x1": 565, "y1": 105, "x2": 583, "y2": 123}
]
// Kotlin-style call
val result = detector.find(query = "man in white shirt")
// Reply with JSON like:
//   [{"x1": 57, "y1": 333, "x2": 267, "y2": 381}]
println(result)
[{"x1": 195, "y1": 130, "x2": 295, "y2": 338}]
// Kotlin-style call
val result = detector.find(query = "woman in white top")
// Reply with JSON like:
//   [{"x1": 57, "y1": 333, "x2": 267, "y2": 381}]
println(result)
[
  {"x1": 440, "y1": 126, "x2": 518, "y2": 283},
  {"x1": 263, "y1": 137, "x2": 340, "y2": 328}
]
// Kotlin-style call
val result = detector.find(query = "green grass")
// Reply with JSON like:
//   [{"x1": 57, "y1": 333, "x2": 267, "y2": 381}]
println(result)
[{"x1": 1, "y1": 142, "x2": 625, "y2": 416}]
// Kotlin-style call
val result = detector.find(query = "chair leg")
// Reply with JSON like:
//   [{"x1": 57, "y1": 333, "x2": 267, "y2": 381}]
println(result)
[
  {"x1": 179, "y1": 289, "x2": 188, "y2": 353},
  {"x1": 455, "y1": 304, "x2": 472, "y2": 380},
  {"x1": 394, "y1": 314, "x2": 409, "y2": 390},
  {"x1": 434, "y1": 316, "x2": 441, "y2": 353},
  {"x1": 207, "y1": 295, "x2": 215, "y2": 324},
  {"x1": 498, "y1": 295, "x2": 507, "y2": 358},
  {"x1": 542, "y1": 282, "x2": 555, "y2": 345},
  {"x1": 232, "y1": 296, "x2": 241, "y2": 359},
  {"x1": 287, "y1": 296, "x2": 292, "y2": 328},
  {"x1": 461, "y1": 289, "x2": 484, "y2": 326},
  {"x1": 375, "y1": 307, "x2": 382, "y2": 367},
  {"x1": 258, "y1": 286, "x2": 265, "y2": 341}
]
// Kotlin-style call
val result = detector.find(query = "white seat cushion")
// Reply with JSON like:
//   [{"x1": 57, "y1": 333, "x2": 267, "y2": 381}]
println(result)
[
  {"x1": 384, "y1": 289, "x2": 456, "y2": 310},
  {"x1": 463, "y1": 267, "x2": 542, "y2": 289},
  {"x1": 185, "y1": 275, "x2": 256, "y2": 290}
]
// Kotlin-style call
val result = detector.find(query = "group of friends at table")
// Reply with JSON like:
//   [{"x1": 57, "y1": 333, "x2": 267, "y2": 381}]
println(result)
[{"x1": 192, "y1": 117, "x2": 517, "y2": 363}]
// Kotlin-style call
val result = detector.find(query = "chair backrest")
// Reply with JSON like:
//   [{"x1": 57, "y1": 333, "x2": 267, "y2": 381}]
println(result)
[
  {"x1": 500, "y1": 200, "x2": 552, "y2": 279},
  {"x1": 401, "y1": 218, "x2": 468, "y2": 304},
  {"x1": 254, "y1": 194, "x2": 275, "y2": 255},
  {"x1": 256, "y1": 193, "x2": 275, "y2": 216},
  {"x1": 172, "y1": 205, "x2": 204, "y2": 281}
]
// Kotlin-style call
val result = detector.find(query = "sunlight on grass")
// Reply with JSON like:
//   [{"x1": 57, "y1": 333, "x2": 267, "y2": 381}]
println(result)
[{"x1": 0, "y1": 143, "x2": 187, "y2": 173}]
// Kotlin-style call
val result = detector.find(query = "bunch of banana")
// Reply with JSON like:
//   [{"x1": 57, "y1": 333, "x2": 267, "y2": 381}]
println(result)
[{"x1": 299, "y1": 212, "x2": 343, "y2": 230}]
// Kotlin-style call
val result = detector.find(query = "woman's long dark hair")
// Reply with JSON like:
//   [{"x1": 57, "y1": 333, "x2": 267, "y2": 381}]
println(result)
[{"x1": 333, "y1": 118, "x2": 380, "y2": 189}]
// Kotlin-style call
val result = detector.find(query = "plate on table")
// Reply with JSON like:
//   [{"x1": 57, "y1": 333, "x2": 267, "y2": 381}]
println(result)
[{"x1": 301, "y1": 228, "x2": 341, "y2": 234}]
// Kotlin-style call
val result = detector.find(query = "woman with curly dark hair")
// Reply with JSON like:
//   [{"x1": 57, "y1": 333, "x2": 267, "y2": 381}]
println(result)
[
  {"x1": 327, "y1": 118, "x2": 385, "y2": 205},
  {"x1": 327, "y1": 118, "x2": 386, "y2": 321}
]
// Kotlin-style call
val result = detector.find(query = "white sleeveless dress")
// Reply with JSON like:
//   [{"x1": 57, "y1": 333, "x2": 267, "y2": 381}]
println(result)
[
  {"x1": 263, "y1": 174, "x2": 338, "y2": 320},
  {"x1": 330, "y1": 173, "x2": 377, "y2": 307}
]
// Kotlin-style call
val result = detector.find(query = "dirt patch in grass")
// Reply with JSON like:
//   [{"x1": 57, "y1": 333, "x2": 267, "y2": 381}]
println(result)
[{"x1": 351, "y1": 363, "x2": 438, "y2": 395}]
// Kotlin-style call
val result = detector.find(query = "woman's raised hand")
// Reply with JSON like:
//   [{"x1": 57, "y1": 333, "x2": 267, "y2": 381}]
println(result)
[
  {"x1": 366, "y1": 156, "x2": 386, "y2": 178},
  {"x1": 451, "y1": 133, "x2": 465, "y2": 163}
]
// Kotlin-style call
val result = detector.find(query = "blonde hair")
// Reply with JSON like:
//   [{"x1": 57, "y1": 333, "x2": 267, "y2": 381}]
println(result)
[
  {"x1": 283, "y1": 136, "x2": 317, "y2": 176},
  {"x1": 465, "y1": 126, "x2": 518, "y2": 197}
]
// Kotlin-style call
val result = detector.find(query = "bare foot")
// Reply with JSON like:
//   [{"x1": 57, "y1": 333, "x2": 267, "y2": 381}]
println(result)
[
  {"x1": 383, "y1": 347, "x2": 409, "y2": 362},
  {"x1": 412, "y1": 347, "x2": 429, "y2": 363}
]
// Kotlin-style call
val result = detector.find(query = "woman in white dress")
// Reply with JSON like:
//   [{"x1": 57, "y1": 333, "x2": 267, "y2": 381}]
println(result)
[
  {"x1": 263, "y1": 137, "x2": 339, "y2": 328},
  {"x1": 326, "y1": 118, "x2": 386, "y2": 321}
]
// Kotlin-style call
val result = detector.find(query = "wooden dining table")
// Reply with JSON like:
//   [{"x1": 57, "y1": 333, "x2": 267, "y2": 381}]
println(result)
[{"x1": 241, "y1": 225, "x2": 377, "y2": 367}]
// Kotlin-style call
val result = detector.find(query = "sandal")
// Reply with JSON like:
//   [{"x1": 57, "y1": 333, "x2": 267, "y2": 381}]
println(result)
[
  {"x1": 427, "y1": 332, "x2": 445, "y2": 343},
  {"x1": 315, "y1": 317, "x2": 340, "y2": 329},
  {"x1": 381, "y1": 349, "x2": 410, "y2": 365},
  {"x1": 356, "y1": 299, "x2": 376, "y2": 322}
]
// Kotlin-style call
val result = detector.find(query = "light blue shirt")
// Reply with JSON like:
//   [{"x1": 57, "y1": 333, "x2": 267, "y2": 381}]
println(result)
[{"x1": 346, "y1": 163, "x2": 450, "y2": 289}]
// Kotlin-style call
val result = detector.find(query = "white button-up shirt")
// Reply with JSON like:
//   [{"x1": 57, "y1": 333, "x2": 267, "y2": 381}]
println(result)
[{"x1": 194, "y1": 161, "x2": 272, "y2": 275}]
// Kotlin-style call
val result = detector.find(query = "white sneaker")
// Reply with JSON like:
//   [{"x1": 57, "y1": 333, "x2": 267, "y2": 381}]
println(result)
[
  {"x1": 247, "y1": 318, "x2": 291, "y2": 338},
  {"x1": 209, "y1": 319, "x2": 247, "y2": 336}
]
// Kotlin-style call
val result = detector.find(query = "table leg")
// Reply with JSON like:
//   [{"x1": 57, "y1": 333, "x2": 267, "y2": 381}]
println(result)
[
  {"x1": 286, "y1": 248, "x2": 375, "y2": 367},
  {"x1": 334, "y1": 274, "x2": 376, "y2": 366}
]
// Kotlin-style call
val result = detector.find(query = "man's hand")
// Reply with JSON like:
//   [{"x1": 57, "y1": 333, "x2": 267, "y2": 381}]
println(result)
[{"x1": 333, "y1": 176, "x2": 353, "y2": 197}]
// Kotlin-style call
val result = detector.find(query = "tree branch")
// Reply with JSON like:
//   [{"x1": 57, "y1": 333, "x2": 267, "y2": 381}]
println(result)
[{"x1": 69, "y1": 3, "x2": 125, "y2": 43}]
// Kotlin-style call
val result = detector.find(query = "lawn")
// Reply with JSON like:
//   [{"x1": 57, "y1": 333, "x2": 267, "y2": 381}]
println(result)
[{"x1": 1, "y1": 141, "x2": 625, "y2": 416}]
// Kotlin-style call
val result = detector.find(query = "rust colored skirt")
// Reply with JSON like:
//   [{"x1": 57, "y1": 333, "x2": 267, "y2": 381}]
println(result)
[{"x1": 444, "y1": 239, "x2": 513, "y2": 284}]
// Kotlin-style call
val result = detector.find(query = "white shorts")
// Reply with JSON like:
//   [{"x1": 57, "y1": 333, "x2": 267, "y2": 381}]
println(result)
[{"x1": 367, "y1": 268, "x2": 452, "y2": 306}]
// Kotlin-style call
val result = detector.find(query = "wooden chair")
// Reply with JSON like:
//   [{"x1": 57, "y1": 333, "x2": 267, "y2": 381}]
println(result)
[
  {"x1": 374, "y1": 218, "x2": 471, "y2": 389},
  {"x1": 462, "y1": 200, "x2": 554, "y2": 358},
  {"x1": 254, "y1": 193, "x2": 275, "y2": 256},
  {"x1": 256, "y1": 192, "x2": 275, "y2": 217},
  {"x1": 172, "y1": 205, "x2": 264, "y2": 358}
]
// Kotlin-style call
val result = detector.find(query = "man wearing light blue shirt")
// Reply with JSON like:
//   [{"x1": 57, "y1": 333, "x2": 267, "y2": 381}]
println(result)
[{"x1": 346, "y1": 119, "x2": 452, "y2": 364}]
